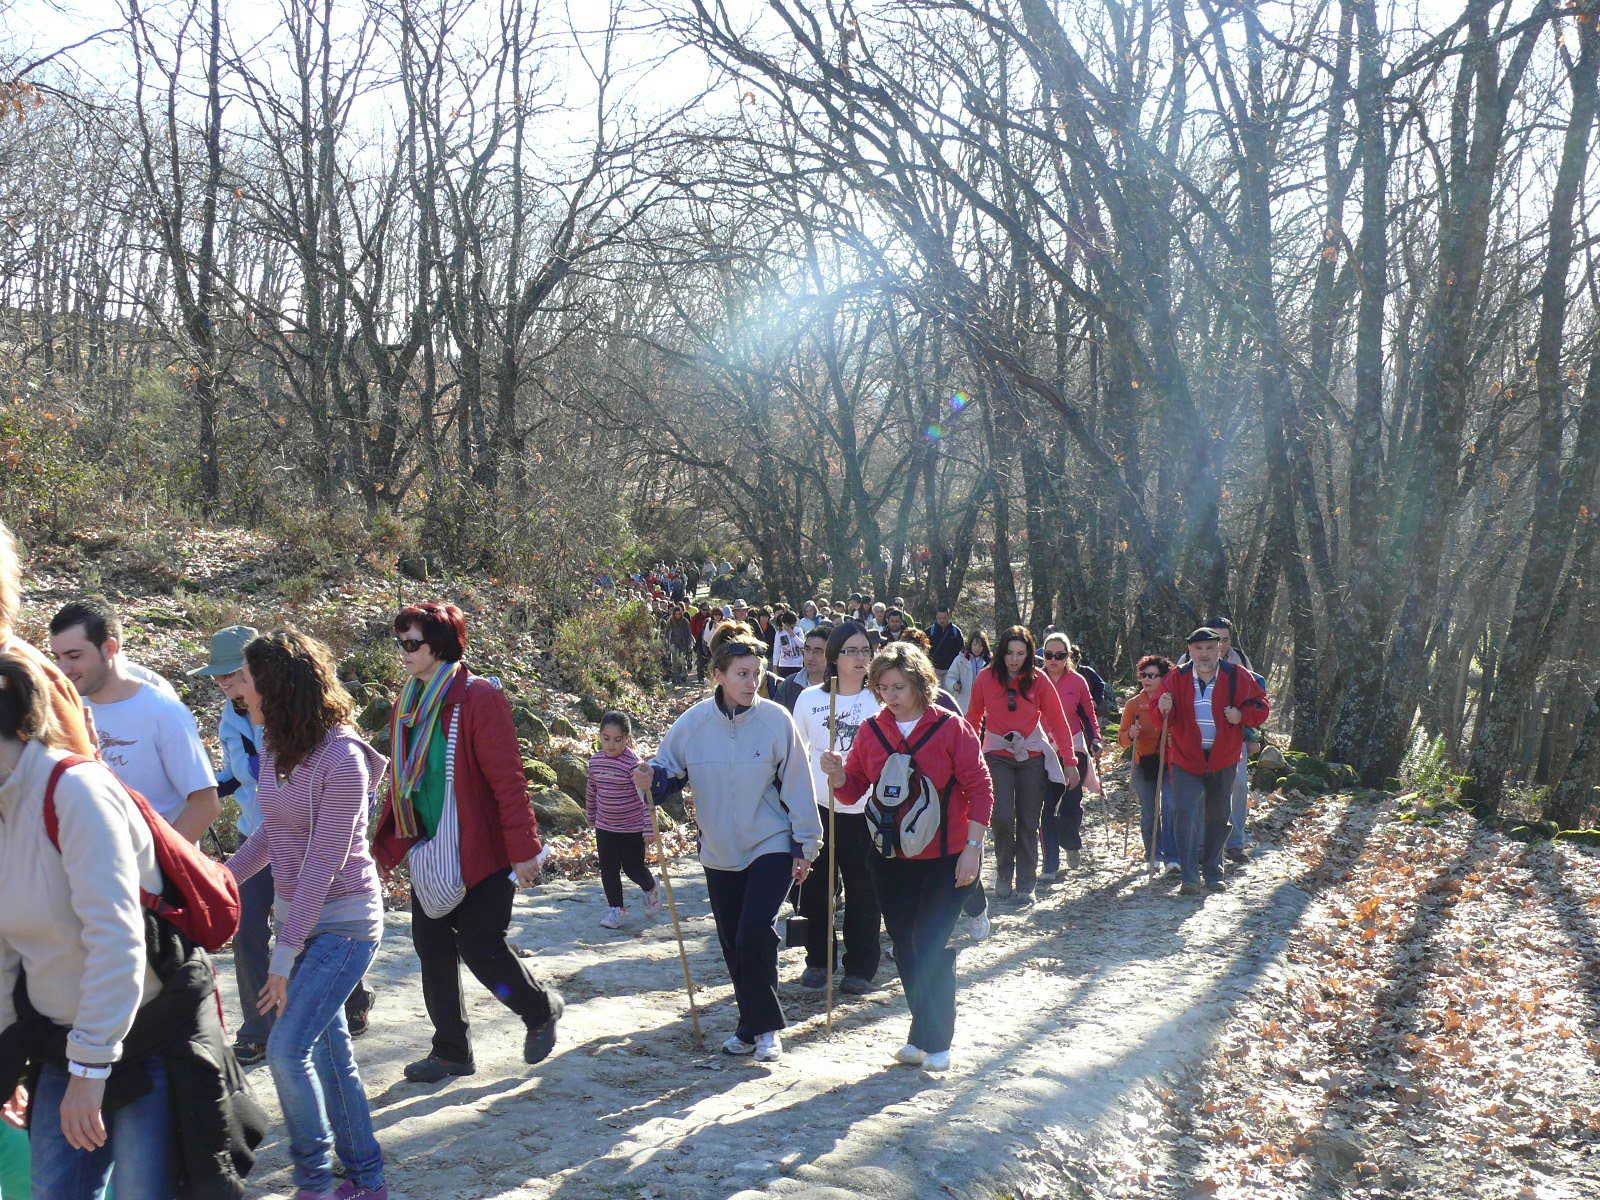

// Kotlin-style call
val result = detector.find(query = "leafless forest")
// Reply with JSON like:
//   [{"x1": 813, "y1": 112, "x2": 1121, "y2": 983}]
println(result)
[{"x1": 3, "y1": 0, "x2": 1599, "y2": 822}]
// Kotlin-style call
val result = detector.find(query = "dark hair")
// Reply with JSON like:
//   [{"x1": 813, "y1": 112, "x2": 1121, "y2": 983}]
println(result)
[
  {"x1": 1207, "y1": 616, "x2": 1236, "y2": 635},
  {"x1": 825, "y1": 621, "x2": 871, "y2": 671},
  {"x1": 393, "y1": 602, "x2": 467, "y2": 662},
  {"x1": 805, "y1": 622, "x2": 833, "y2": 645},
  {"x1": 49, "y1": 599, "x2": 121, "y2": 647},
  {"x1": 1136, "y1": 654, "x2": 1173, "y2": 678},
  {"x1": 246, "y1": 631, "x2": 356, "y2": 775},
  {"x1": 0, "y1": 651, "x2": 63, "y2": 746},
  {"x1": 965, "y1": 630, "x2": 990, "y2": 657},
  {"x1": 600, "y1": 711, "x2": 632, "y2": 737},
  {"x1": 992, "y1": 625, "x2": 1038, "y2": 693},
  {"x1": 884, "y1": 608, "x2": 905, "y2": 628}
]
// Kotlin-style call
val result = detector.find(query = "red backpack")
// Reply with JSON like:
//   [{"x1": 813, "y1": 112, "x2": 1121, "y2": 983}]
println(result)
[{"x1": 44, "y1": 755, "x2": 242, "y2": 953}]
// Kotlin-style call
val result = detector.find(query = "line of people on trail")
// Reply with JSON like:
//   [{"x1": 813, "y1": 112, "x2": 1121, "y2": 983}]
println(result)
[{"x1": 0, "y1": 508, "x2": 1271, "y2": 1199}]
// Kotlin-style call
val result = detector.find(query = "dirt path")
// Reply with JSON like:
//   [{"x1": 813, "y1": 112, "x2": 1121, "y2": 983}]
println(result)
[{"x1": 223, "y1": 779, "x2": 1379, "y2": 1200}]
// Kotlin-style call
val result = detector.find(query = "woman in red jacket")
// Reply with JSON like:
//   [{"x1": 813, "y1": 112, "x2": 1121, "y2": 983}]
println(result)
[
  {"x1": 371, "y1": 602, "x2": 562, "y2": 1085},
  {"x1": 1039, "y1": 633, "x2": 1102, "y2": 879},
  {"x1": 822, "y1": 642, "x2": 992, "y2": 1071},
  {"x1": 965, "y1": 626, "x2": 1077, "y2": 906}
]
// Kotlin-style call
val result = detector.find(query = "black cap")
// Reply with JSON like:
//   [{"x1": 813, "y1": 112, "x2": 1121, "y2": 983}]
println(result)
[{"x1": 1186, "y1": 627, "x2": 1221, "y2": 644}]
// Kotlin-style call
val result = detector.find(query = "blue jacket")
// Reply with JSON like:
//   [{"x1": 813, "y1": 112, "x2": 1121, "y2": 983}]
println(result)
[{"x1": 216, "y1": 702, "x2": 266, "y2": 837}]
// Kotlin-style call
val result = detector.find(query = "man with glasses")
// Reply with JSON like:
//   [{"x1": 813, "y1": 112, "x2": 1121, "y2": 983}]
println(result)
[
  {"x1": 1153, "y1": 629, "x2": 1270, "y2": 895},
  {"x1": 775, "y1": 624, "x2": 834, "y2": 712}
]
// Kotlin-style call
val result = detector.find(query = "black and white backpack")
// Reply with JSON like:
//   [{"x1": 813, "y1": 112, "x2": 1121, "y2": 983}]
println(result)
[{"x1": 863, "y1": 714, "x2": 952, "y2": 859}]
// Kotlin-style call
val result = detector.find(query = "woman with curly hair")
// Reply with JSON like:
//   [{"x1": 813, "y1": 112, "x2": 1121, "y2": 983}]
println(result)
[{"x1": 225, "y1": 631, "x2": 389, "y2": 1200}]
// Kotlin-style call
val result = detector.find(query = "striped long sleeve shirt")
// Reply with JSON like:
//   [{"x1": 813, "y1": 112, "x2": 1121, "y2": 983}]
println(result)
[
  {"x1": 226, "y1": 727, "x2": 387, "y2": 977},
  {"x1": 587, "y1": 748, "x2": 652, "y2": 833}
]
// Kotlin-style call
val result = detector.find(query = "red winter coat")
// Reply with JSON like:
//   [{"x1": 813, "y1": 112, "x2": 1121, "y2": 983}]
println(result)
[
  {"x1": 834, "y1": 706, "x2": 995, "y2": 860},
  {"x1": 1150, "y1": 662, "x2": 1269, "y2": 776},
  {"x1": 372, "y1": 668, "x2": 542, "y2": 889}
]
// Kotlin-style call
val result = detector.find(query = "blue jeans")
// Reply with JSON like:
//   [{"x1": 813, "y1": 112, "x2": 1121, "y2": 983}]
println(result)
[
  {"x1": 266, "y1": 934, "x2": 384, "y2": 1193},
  {"x1": 234, "y1": 864, "x2": 277, "y2": 1044},
  {"x1": 1132, "y1": 761, "x2": 1179, "y2": 866},
  {"x1": 1169, "y1": 764, "x2": 1237, "y2": 886},
  {"x1": 1227, "y1": 765, "x2": 1250, "y2": 850},
  {"x1": 31, "y1": 1056, "x2": 177, "y2": 1200}
]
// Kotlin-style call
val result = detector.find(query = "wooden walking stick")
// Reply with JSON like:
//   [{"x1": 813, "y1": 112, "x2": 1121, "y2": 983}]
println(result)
[
  {"x1": 1151, "y1": 722, "x2": 1170, "y2": 880},
  {"x1": 825, "y1": 678, "x2": 839, "y2": 1035},
  {"x1": 642, "y1": 779, "x2": 702, "y2": 1046}
]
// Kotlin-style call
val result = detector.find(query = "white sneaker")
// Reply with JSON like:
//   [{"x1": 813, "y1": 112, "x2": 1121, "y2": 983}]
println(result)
[
  {"x1": 960, "y1": 912, "x2": 991, "y2": 942},
  {"x1": 600, "y1": 906, "x2": 625, "y2": 929},
  {"x1": 894, "y1": 1043, "x2": 926, "y2": 1065},
  {"x1": 754, "y1": 1032, "x2": 782, "y2": 1062},
  {"x1": 722, "y1": 1034, "x2": 756, "y2": 1056},
  {"x1": 644, "y1": 886, "x2": 664, "y2": 916},
  {"x1": 923, "y1": 1050, "x2": 950, "y2": 1071}
]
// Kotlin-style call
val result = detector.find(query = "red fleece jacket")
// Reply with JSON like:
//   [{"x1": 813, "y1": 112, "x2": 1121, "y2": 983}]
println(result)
[{"x1": 1150, "y1": 661, "x2": 1270, "y2": 776}]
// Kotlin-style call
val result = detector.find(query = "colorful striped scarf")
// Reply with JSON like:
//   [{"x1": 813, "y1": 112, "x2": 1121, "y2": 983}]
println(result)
[{"x1": 388, "y1": 661, "x2": 459, "y2": 838}]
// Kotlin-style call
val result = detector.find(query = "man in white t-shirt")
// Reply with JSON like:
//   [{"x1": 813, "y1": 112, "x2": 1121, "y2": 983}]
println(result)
[
  {"x1": 49, "y1": 599, "x2": 220, "y2": 842},
  {"x1": 792, "y1": 622, "x2": 884, "y2": 995}
]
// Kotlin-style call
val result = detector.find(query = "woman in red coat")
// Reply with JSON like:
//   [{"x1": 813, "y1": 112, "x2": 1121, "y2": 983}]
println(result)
[
  {"x1": 371, "y1": 602, "x2": 561, "y2": 1084},
  {"x1": 823, "y1": 642, "x2": 992, "y2": 1071}
]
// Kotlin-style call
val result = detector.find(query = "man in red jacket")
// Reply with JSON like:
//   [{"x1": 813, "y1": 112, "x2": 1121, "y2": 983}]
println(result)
[{"x1": 1152, "y1": 628, "x2": 1270, "y2": 895}]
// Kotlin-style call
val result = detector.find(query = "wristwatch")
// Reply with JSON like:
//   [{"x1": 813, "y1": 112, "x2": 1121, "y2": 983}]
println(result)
[
  {"x1": 965, "y1": 838, "x2": 984, "y2": 849},
  {"x1": 67, "y1": 1061, "x2": 112, "y2": 1081}
]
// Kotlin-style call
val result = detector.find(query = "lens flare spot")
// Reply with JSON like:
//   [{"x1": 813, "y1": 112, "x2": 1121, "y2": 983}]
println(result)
[
  {"x1": 925, "y1": 423, "x2": 944, "y2": 442},
  {"x1": 949, "y1": 392, "x2": 968, "y2": 411}
]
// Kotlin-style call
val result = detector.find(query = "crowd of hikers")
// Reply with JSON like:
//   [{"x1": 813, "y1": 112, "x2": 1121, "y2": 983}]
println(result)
[{"x1": 0, "y1": 517, "x2": 1270, "y2": 1198}]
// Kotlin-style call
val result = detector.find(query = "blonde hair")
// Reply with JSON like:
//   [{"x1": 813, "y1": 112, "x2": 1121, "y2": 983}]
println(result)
[
  {"x1": 1042, "y1": 631, "x2": 1072, "y2": 655},
  {"x1": 0, "y1": 521, "x2": 19, "y2": 641},
  {"x1": 868, "y1": 641, "x2": 939, "y2": 706}
]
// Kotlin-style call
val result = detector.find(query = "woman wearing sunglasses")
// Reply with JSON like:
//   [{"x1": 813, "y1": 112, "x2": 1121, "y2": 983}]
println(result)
[
  {"x1": 371, "y1": 602, "x2": 563, "y2": 1086},
  {"x1": 1121, "y1": 655, "x2": 1178, "y2": 871},
  {"x1": 634, "y1": 636, "x2": 821, "y2": 1062},
  {"x1": 1038, "y1": 633, "x2": 1102, "y2": 880},
  {"x1": 964, "y1": 626, "x2": 1077, "y2": 906}
]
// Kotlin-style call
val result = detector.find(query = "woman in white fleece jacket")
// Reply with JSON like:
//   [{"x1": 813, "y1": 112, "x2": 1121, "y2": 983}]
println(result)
[{"x1": 0, "y1": 650, "x2": 174, "y2": 1199}]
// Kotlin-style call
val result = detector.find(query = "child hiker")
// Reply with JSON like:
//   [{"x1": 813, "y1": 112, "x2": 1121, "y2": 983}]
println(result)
[{"x1": 586, "y1": 712, "x2": 663, "y2": 929}]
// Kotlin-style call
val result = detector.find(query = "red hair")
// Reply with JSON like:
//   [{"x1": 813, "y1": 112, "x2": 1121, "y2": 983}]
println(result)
[
  {"x1": 393, "y1": 602, "x2": 468, "y2": 662},
  {"x1": 1137, "y1": 654, "x2": 1173, "y2": 677}
]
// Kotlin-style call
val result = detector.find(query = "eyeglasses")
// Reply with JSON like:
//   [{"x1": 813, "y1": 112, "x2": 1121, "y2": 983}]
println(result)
[
  {"x1": 396, "y1": 637, "x2": 426, "y2": 653},
  {"x1": 838, "y1": 647, "x2": 873, "y2": 658},
  {"x1": 1042, "y1": 651, "x2": 1068, "y2": 661},
  {"x1": 1007, "y1": 688, "x2": 1018, "y2": 712}
]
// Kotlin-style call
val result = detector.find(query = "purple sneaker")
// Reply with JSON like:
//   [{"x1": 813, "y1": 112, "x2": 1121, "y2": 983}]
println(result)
[{"x1": 334, "y1": 1184, "x2": 389, "y2": 1200}]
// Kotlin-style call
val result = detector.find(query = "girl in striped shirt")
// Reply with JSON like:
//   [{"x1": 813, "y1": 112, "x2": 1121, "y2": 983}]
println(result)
[{"x1": 587, "y1": 712, "x2": 662, "y2": 929}]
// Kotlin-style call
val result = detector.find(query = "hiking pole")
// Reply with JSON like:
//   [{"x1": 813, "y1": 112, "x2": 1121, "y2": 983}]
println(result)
[
  {"x1": 1151, "y1": 723, "x2": 1169, "y2": 881},
  {"x1": 642, "y1": 780, "x2": 702, "y2": 1047},
  {"x1": 825, "y1": 679, "x2": 839, "y2": 1036},
  {"x1": 1120, "y1": 742, "x2": 1131, "y2": 859}
]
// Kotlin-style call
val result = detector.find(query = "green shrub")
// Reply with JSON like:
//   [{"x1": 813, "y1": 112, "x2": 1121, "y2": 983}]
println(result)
[{"x1": 552, "y1": 597, "x2": 663, "y2": 701}]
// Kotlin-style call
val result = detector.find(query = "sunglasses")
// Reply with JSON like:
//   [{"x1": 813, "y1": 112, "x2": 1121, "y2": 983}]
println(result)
[
  {"x1": 719, "y1": 644, "x2": 758, "y2": 659},
  {"x1": 396, "y1": 637, "x2": 427, "y2": 653},
  {"x1": 1042, "y1": 651, "x2": 1068, "y2": 661},
  {"x1": 1007, "y1": 687, "x2": 1018, "y2": 712},
  {"x1": 1140, "y1": 671, "x2": 1162, "y2": 680}
]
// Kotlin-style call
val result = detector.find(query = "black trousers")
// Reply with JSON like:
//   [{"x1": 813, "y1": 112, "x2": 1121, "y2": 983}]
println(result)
[
  {"x1": 411, "y1": 872, "x2": 563, "y2": 1064},
  {"x1": 870, "y1": 854, "x2": 967, "y2": 1053},
  {"x1": 596, "y1": 828, "x2": 656, "y2": 908},
  {"x1": 1040, "y1": 750, "x2": 1090, "y2": 872},
  {"x1": 704, "y1": 852, "x2": 793, "y2": 1040},
  {"x1": 798, "y1": 807, "x2": 882, "y2": 980}
]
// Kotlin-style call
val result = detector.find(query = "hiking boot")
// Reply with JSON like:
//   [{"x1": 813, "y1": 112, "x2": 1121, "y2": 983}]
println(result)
[
  {"x1": 1166, "y1": 864, "x2": 1183, "y2": 878},
  {"x1": 799, "y1": 966, "x2": 827, "y2": 989},
  {"x1": 754, "y1": 1032, "x2": 782, "y2": 1062},
  {"x1": 959, "y1": 912, "x2": 991, "y2": 943},
  {"x1": 1066, "y1": 851, "x2": 1082, "y2": 870},
  {"x1": 1037, "y1": 869, "x2": 1058, "y2": 886},
  {"x1": 993, "y1": 885, "x2": 1014, "y2": 902},
  {"x1": 922, "y1": 1050, "x2": 951, "y2": 1071},
  {"x1": 404, "y1": 1054, "x2": 474, "y2": 1083},
  {"x1": 600, "y1": 906, "x2": 626, "y2": 929},
  {"x1": 840, "y1": 974, "x2": 875, "y2": 996},
  {"x1": 523, "y1": 1016, "x2": 559, "y2": 1065},
  {"x1": 1205, "y1": 879, "x2": 1227, "y2": 893},
  {"x1": 722, "y1": 1034, "x2": 756, "y2": 1056},
  {"x1": 1012, "y1": 890, "x2": 1036, "y2": 909},
  {"x1": 335, "y1": 1183, "x2": 389, "y2": 1200},
  {"x1": 1225, "y1": 847, "x2": 1248, "y2": 863},
  {"x1": 894, "y1": 1043, "x2": 926, "y2": 1065},
  {"x1": 344, "y1": 984, "x2": 374, "y2": 1038},
  {"x1": 1178, "y1": 882, "x2": 1203, "y2": 897},
  {"x1": 232, "y1": 1040, "x2": 266, "y2": 1067}
]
